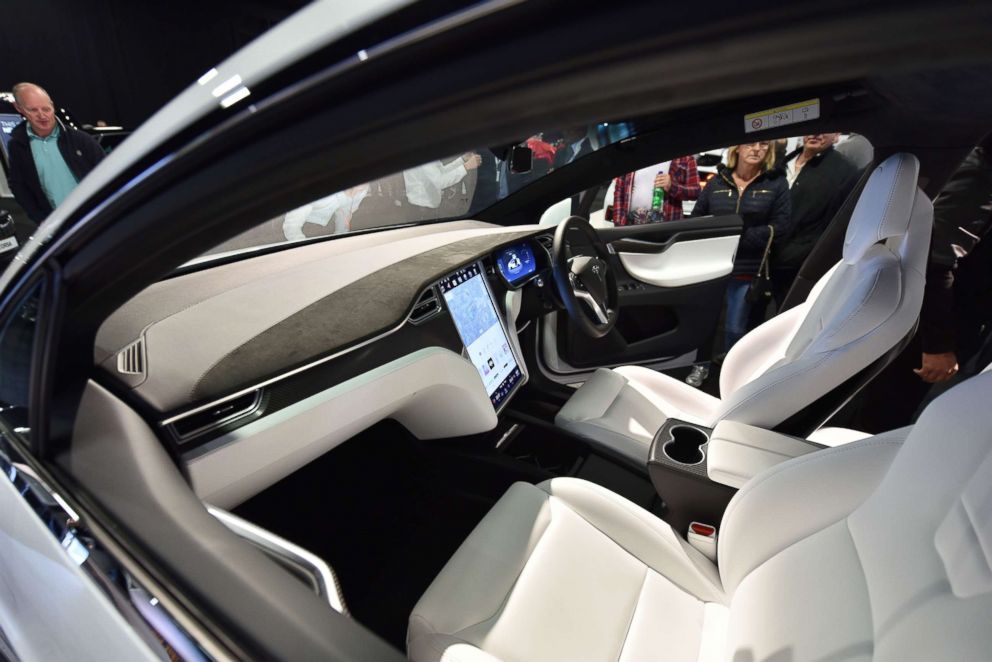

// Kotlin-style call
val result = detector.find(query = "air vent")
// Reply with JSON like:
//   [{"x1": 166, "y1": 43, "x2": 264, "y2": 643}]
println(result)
[
  {"x1": 116, "y1": 339, "x2": 145, "y2": 376},
  {"x1": 408, "y1": 286, "x2": 442, "y2": 325},
  {"x1": 535, "y1": 234, "x2": 554, "y2": 254},
  {"x1": 169, "y1": 390, "x2": 262, "y2": 442}
]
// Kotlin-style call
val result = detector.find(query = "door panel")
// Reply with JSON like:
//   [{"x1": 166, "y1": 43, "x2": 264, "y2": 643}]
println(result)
[
  {"x1": 542, "y1": 215, "x2": 741, "y2": 375},
  {"x1": 617, "y1": 235, "x2": 738, "y2": 287}
]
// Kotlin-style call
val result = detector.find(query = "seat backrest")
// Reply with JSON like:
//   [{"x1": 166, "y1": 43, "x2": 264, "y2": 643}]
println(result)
[
  {"x1": 718, "y1": 370, "x2": 992, "y2": 660},
  {"x1": 713, "y1": 153, "x2": 931, "y2": 430}
]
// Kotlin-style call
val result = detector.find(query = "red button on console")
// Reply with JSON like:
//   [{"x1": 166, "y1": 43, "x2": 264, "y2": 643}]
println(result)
[{"x1": 690, "y1": 523, "x2": 716, "y2": 537}]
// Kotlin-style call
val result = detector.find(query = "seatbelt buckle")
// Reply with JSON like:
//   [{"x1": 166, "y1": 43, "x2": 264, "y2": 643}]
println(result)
[{"x1": 687, "y1": 522, "x2": 717, "y2": 562}]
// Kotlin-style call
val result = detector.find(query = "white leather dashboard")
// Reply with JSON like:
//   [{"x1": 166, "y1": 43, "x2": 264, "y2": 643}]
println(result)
[{"x1": 188, "y1": 347, "x2": 498, "y2": 508}]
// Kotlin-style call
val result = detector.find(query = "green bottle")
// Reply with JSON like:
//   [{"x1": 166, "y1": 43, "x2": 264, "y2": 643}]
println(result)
[{"x1": 652, "y1": 184, "x2": 665, "y2": 210}]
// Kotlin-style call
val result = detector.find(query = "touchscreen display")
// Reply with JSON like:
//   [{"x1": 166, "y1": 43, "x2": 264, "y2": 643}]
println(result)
[
  {"x1": 438, "y1": 263, "x2": 524, "y2": 409},
  {"x1": 495, "y1": 242, "x2": 537, "y2": 286}
]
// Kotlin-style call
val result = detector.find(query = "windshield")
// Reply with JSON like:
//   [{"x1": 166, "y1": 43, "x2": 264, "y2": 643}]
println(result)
[{"x1": 198, "y1": 121, "x2": 637, "y2": 259}]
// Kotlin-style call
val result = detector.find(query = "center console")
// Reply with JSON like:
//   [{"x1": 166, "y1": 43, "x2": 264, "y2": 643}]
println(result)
[
  {"x1": 647, "y1": 418, "x2": 826, "y2": 535},
  {"x1": 647, "y1": 419, "x2": 737, "y2": 535}
]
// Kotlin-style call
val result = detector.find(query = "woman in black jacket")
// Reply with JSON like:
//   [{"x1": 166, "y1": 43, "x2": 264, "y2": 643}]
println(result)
[{"x1": 692, "y1": 141, "x2": 791, "y2": 351}]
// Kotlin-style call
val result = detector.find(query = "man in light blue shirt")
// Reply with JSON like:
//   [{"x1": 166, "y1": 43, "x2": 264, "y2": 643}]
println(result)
[
  {"x1": 27, "y1": 122, "x2": 79, "y2": 209},
  {"x1": 8, "y1": 82, "x2": 105, "y2": 222}
]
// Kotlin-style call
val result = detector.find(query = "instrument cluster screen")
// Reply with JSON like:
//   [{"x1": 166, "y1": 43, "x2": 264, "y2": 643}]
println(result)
[
  {"x1": 438, "y1": 262, "x2": 524, "y2": 410},
  {"x1": 495, "y1": 242, "x2": 538, "y2": 287}
]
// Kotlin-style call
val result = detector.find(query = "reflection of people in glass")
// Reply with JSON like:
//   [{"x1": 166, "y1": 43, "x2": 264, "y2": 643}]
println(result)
[
  {"x1": 282, "y1": 184, "x2": 370, "y2": 240},
  {"x1": 552, "y1": 127, "x2": 593, "y2": 168},
  {"x1": 612, "y1": 156, "x2": 700, "y2": 224},
  {"x1": 404, "y1": 154, "x2": 481, "y2": 215},
  {"x1": 691, "y1": 142, "x2": 790, "y2": 351}
]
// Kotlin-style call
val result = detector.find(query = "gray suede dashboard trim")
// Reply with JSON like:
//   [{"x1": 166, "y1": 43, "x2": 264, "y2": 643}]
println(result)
[{"x1": 189, "y1": 229, "x2": 539, "y2": 406}]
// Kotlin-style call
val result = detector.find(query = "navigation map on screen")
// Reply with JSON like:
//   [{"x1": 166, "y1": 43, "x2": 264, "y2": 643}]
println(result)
[{"x1": 439, "y1": 263, "x2": 523, "y2": 409}]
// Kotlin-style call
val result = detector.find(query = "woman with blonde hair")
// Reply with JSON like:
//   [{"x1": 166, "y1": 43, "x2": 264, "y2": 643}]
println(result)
[{"x1": 691, "y1": 141, "x2": 791, "y2": 354}]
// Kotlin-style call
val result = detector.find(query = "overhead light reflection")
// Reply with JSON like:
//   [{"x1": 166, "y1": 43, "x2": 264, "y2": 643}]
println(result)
[
  {"x1": 220, "y1": 86, "x2": 251, "y2": 108},
  {"x1": 198, "y1": 68, "x2": 219, "y2": 85},
  {"x1": 357, "y1": 49, "x2": 369, "y2": 61},
  {"x1": 212, "y1": 74, "x2": 242, "y2": 98}
]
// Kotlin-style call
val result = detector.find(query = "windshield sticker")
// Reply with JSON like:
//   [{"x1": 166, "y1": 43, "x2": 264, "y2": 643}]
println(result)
[{"x1": 745, "y1": 99, "x2": 819, "y2": 133}]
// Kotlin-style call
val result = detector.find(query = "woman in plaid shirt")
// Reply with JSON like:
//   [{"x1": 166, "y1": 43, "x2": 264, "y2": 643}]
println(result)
[{"x1": 611, "y1": 155, "x2": 701, "y2": 224}]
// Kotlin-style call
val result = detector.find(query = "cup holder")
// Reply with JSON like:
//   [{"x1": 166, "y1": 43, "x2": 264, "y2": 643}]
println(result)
[{"x1": 662, "y1": 425, "x2": 708, "y2": 465}]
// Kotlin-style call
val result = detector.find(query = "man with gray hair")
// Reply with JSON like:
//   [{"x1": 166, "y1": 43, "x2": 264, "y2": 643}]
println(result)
[{"x1": 7, "y1": 82, "x2": 105, "y2": 222}]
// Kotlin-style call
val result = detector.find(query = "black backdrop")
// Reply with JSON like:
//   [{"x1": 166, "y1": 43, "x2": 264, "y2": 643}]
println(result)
[{"x1": 0, "y1": 0, "x2": 307, "y2": 129}]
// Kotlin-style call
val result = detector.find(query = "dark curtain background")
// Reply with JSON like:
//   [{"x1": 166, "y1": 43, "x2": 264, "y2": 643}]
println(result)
[{"x1": 0, "y1": 0, "x2": 308, "y2": 129}]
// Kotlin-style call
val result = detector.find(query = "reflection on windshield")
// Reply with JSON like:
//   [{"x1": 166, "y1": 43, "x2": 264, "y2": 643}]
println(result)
[{"x1": 201, "y1": 121, "x2": 636, "y2": 257}]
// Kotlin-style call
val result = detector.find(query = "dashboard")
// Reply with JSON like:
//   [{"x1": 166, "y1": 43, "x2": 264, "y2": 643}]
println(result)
[{"x1": 94, "y1": 221, "x2": 555, "y2": 507}]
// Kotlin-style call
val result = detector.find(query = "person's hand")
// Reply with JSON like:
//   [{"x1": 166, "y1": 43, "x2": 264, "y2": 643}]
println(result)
[
  {"x1": 913, "y1": 351, "x2": 959, "y2": 383},
  {"x1": 654, "y1": 173, "x2": 672, "y2": 192},
  {"x1": 463, "y1": 153, "x2": 482, "y2": 170}
]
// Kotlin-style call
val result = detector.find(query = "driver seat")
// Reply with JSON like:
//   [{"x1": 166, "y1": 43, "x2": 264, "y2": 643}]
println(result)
[{"x1": 555, "y1": 152, "x2": 932, "y2": 464}]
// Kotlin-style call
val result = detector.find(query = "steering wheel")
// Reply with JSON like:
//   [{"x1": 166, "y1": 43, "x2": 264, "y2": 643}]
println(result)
[{"x1": 551, "y1": 216, "x2": 619, "y2": 338}]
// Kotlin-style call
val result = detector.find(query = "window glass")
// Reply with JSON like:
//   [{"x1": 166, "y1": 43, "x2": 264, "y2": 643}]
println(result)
[
  {"x1": 0, "y1": 282, "x2": 42, "y2": 437},
  {"x1": 196, "y1": 121, "x2": 638, "y2": 261}
]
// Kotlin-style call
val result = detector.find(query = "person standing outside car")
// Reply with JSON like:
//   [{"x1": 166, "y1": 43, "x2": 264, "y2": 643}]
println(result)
[
  {"x1": 771, "y1": 133, "x2": 859, "y2": 306},
  {"x1": 851, "y1": 141, "x2": 992, "y2": 433},
  {"x1": 7, "y1": 82, "x2": 105, "y2": 223},
  {"x1": 691, "y1": 141, "x2": 791, "y2": 353},
  {"x1": 611, "y1": 155, "x2": 701, "y2": 224}
]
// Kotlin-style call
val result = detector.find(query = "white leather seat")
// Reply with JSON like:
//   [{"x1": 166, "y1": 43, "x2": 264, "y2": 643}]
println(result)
[
  {"x1": 409, "y1": 371, "x2": 992, "y2": 661},
  {"x1": 556, "y1": 152, "x2": 932, "y2": 464}
]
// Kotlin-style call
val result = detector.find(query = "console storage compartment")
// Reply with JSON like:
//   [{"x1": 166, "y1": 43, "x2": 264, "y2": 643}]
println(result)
[
  {"x1": 706, "y1": 421, "x2": 824, "y2": 488},
  {"x1": 647, "y1": 419, "x2": 736, "y2": 536}
]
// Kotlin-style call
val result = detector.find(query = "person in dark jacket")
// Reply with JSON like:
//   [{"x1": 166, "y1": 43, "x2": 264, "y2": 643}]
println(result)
[
  {"x1": 852, "y1": 141, "x2": 992, "y2": 433},
  {"x1": 8, "y1": 82, "x2": 105, "y2": 223},
  {"x1": 692, "y1": 141, "x2": 791, "y2": 351},
  {"x1": 771, "y1": 134, "x2": 860, "y2": 305}
]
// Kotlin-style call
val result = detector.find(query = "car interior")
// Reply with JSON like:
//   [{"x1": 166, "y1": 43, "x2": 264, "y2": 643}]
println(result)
[{"x1": 5, "y1": 4, "x2": 992, "y2": 659}]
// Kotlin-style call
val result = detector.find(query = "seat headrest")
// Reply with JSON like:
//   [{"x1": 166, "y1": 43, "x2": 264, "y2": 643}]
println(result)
[{"x1": 843, "y1": 153, "x2": 920, "y2": 264}]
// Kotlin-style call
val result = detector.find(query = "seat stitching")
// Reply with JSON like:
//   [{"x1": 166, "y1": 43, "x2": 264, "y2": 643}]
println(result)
[
  {"x1": 731, "y1": 515, "x2": 864, "y2": 601},
  {"x1": 718, "y1": 353, "x2": 831, "y2": 423},
  {"x1": 821, "y1": 269, "x2": 883, "y2": 344},
  {"x1": 877, "y1": 156, "x2": 906, "y2": 241},
  {"x1": 844, "y1": 518, "x2": 877, "y2": 652},
  {"x1": 539, "y1": 484, "x2": 725, "y2": 600},
  {"x1": 723, "y1": 438, "x2": 903, "y2": 525},
  {"x1": 615, "y1": 567, "x2": 650, "y2": 662},
  {"x1": 445, "y1": 497, "x2": 554, "y2": 638},
  {"x1": 720, "y1": 440, "x2": 903, "y2": 573}
]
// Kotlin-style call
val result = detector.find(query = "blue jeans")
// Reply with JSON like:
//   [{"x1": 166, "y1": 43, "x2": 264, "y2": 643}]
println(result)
[{"x1": 724, "y1": 278, "x2": 751, "y2": 351}]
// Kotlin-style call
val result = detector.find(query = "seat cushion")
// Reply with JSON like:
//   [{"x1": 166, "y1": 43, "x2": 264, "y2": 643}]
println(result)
[
  {"x1": 556, "y1": 366, "x2": 721, "y2": 465},
  {"x1": 409, "y1": 478, "x2": 727, "y2": 662}
]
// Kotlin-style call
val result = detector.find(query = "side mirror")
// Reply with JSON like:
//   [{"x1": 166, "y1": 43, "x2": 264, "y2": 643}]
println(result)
[{"x1": 509, "y1": 145, "x2": 533, "y2": 174}]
